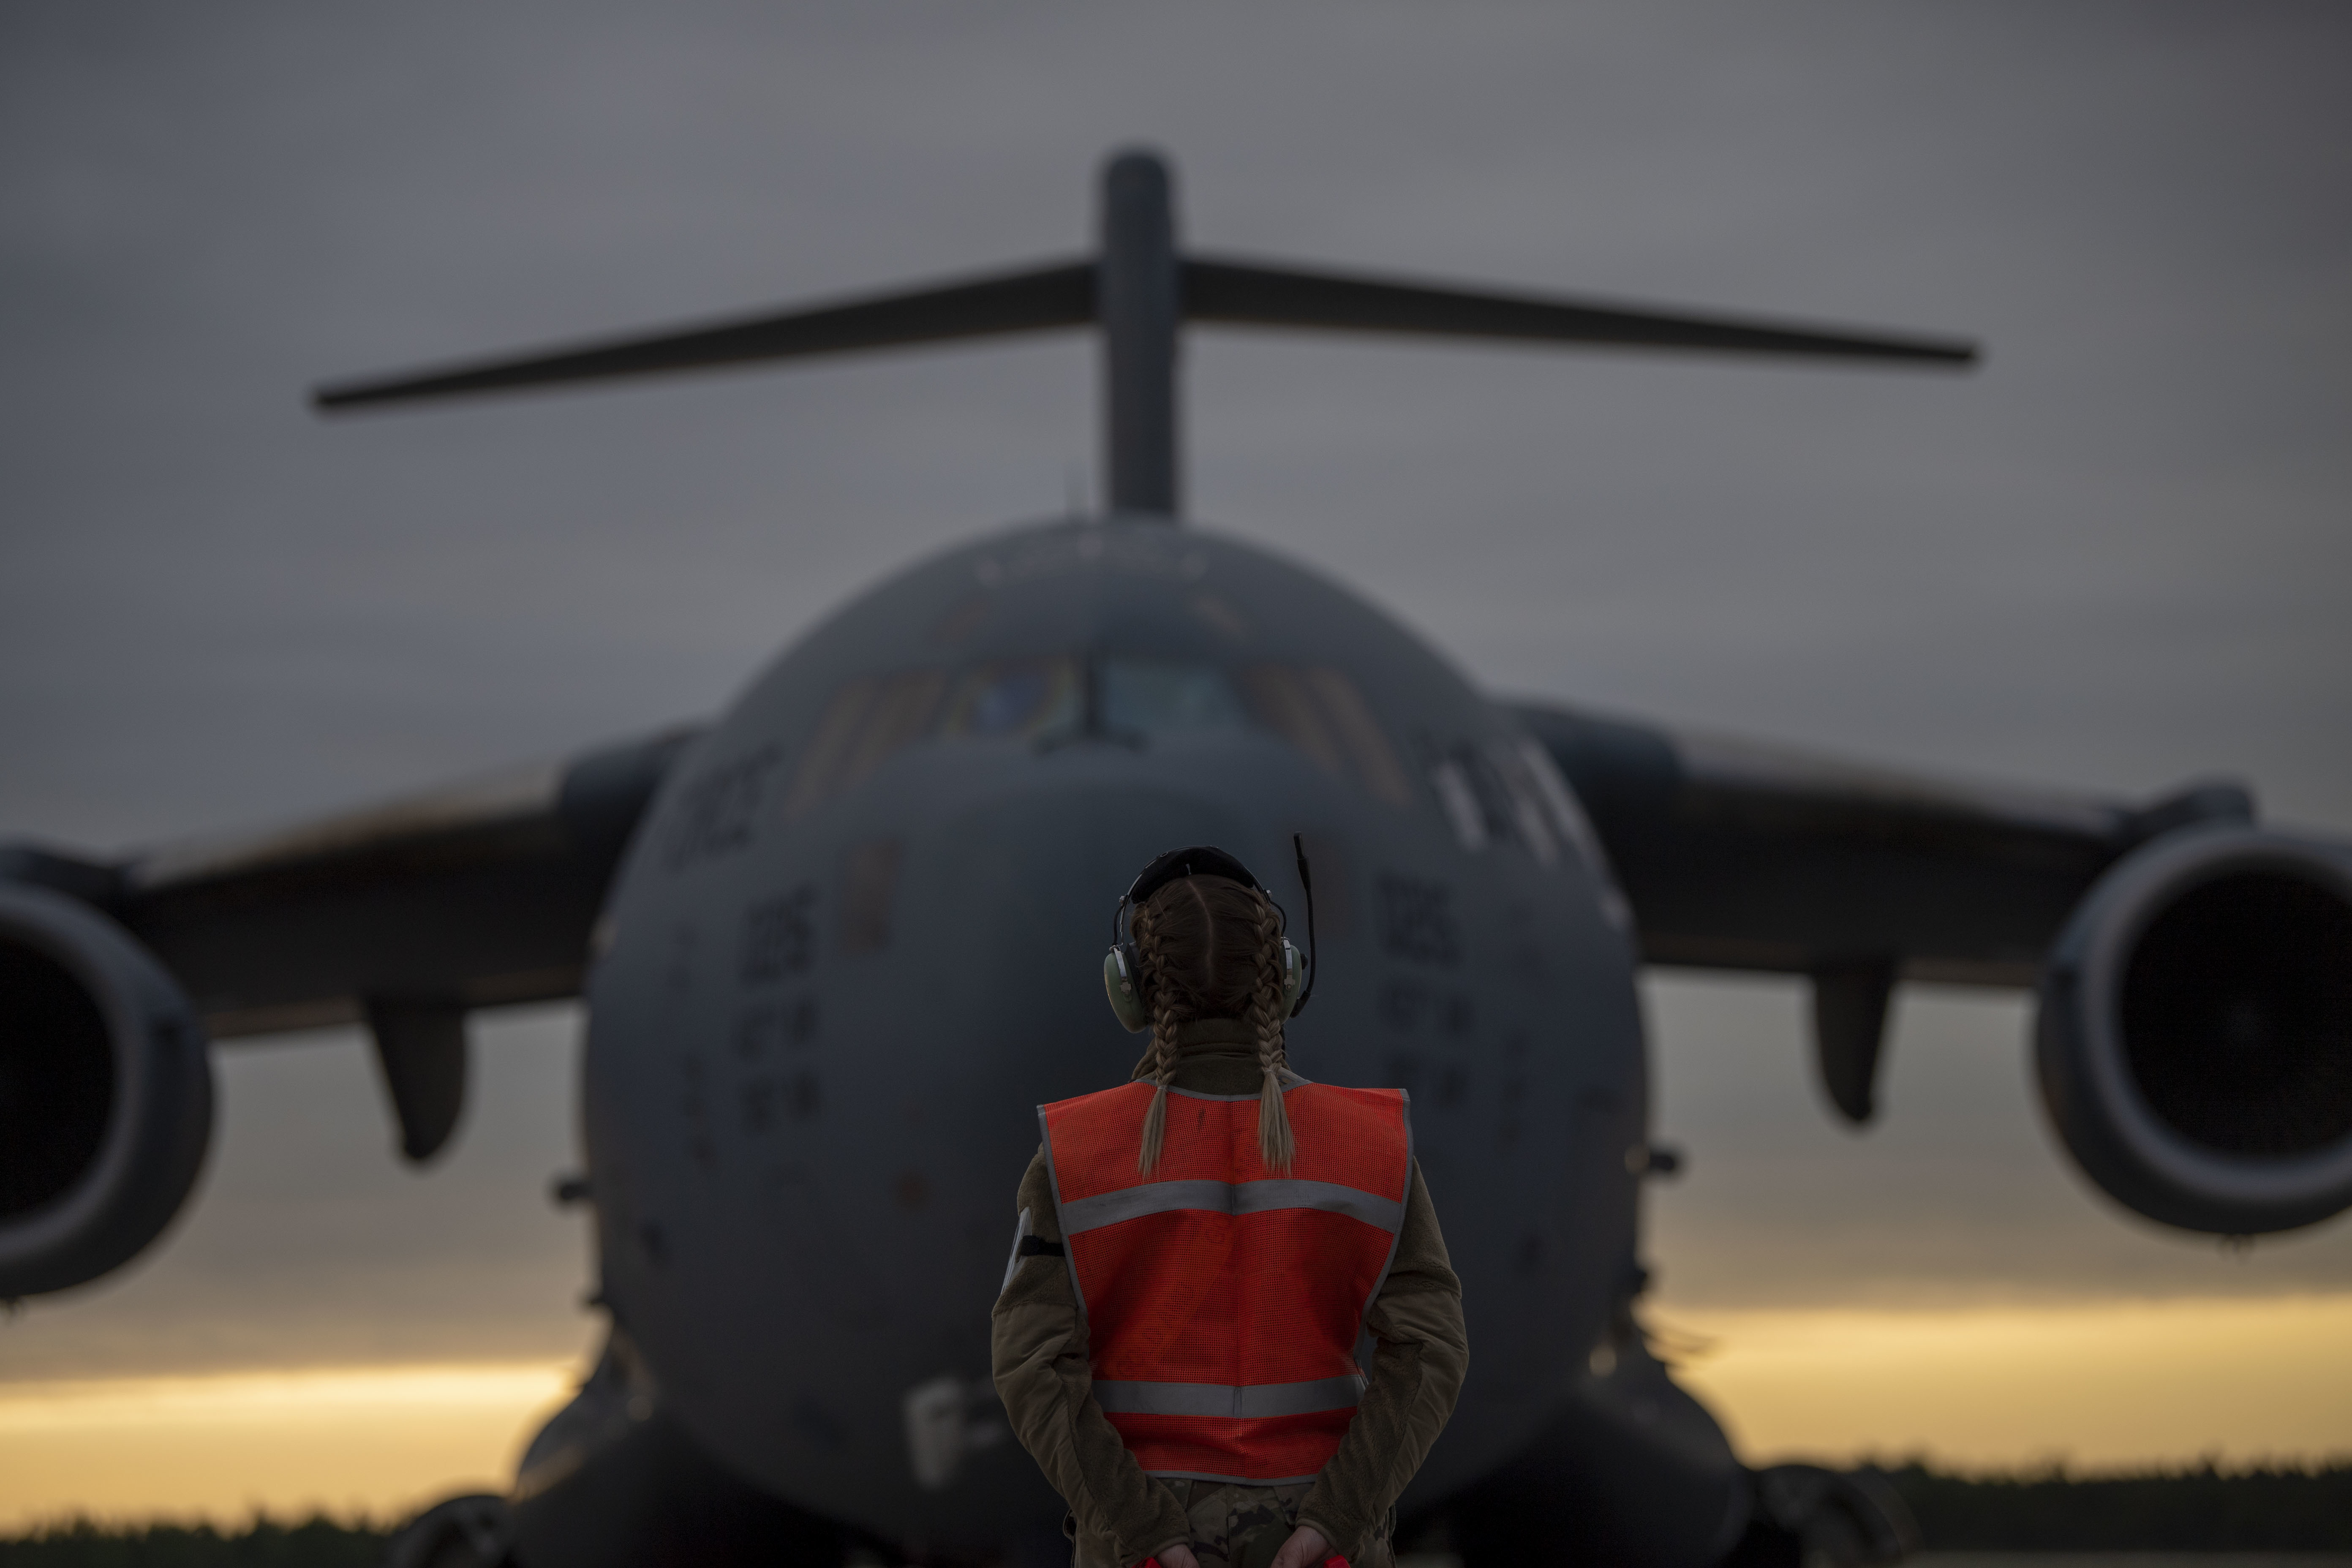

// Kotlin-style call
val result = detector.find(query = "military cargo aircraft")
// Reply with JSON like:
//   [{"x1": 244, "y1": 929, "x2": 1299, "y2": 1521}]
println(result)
[{"x1": 3, "y1": 151, "x2": 2347, "y2": 1568}]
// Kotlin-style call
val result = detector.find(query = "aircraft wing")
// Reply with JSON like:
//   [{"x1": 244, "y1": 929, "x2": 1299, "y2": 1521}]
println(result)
[
  {"x1": 5, "y1": 699, "x2": 2247, "y2": 1127},
  {"x1": 1513, "y1": 700, "x2": 2251, "y2": 986},
  {"x1": 26, "y1": 703, "x2": 2205, "y2": 1033},
  {"x1": 0, "y1": 721, "x2": 706, "y2": 1294},
  {"x1": 3, "y1": 724, "x2": 700, "y2": 1063},
  {"x1": 1511, "y1": 701, "x2": 2259, "y2": 1122}
]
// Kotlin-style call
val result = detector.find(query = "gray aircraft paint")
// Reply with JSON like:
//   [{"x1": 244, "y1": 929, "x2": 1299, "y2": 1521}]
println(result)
[
  {"x1": 585, "y1": 515, "x2": 1644, "y2": 1547},
  {"x1": 8, "y1": 125, "x2": 2346, "y2": 1567}
]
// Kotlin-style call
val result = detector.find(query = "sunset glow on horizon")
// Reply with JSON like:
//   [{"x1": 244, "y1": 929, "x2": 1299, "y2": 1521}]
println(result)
[
  {"x1": 4, "y1": 1294, "x2": 2347, "y2": 1530},
  {"x1": 1668, "y1": 1291, "x2": 2352, "y2": 1472},
  {"x1": 5, "y1": 0, "x2": 2350, "y2": 1552},
  {"x1": 0, "y1": 1361, "x2": 579, "y2": 1531}
]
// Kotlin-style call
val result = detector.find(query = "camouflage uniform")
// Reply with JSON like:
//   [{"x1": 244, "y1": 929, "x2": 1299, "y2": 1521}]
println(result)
[
  {"x1": 992, "y1": 1020, "x2": 1465, "y2": 1568},
  {"x1": 1157, "y1": 1480, "x2": 1394, "y2": 1568}
]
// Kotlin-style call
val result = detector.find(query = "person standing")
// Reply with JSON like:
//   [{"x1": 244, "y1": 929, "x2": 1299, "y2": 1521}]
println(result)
[{"x1": 994, "y1": 847, "x2": 1467, "y2": 1568}]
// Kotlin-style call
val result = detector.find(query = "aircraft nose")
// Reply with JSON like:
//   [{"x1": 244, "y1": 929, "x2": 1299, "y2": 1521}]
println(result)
[
  {"x1": 886, "y1": 761, "x2": 1281, "y2": 1090},
  {"x1": 936, "y1": 768, "x2": 1258, "y2": 981}
]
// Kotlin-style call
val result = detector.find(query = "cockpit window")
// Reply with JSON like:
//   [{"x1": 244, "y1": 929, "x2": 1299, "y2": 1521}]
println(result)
[
  {"x1": 942, "y1": 658, "x2": 1081, "y2": 740},
  {"x1": 1100, "y1": 659, "x2": 1250, "y2": 735},
  {"x1": 784, "y1": 656, "x2": 1411, "y2": 817},
  {"x1": 784, "y1": 669, "x2": 947, "y2": 819},
  {"x1": 1428, "y1": 741, "x2": 1585, "y2": 868},
  {"x1": 1237, "y1": 664, "x2": 1413, "y2": 806}
]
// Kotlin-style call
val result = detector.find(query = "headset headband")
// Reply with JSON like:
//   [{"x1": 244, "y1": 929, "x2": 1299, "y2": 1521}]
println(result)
[
  {"x1": 1125, "y1": 845, "x2": 1266, "y2": 909},
  {"x1": 1111, "y1": 844, "x2": 1277, "y2": 944},
  {"x1": 1107, "y1": 839, "x2": 1319, "y2": 1020}
]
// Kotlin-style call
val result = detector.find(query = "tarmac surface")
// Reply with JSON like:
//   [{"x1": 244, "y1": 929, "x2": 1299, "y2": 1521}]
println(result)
[
  {"x1": 1914, "y1": 1558, "x2": 2352, "y2": 1567},
  {"x1": 1394, "y1": 1557, "x2": 2352, "y2": 1568}
]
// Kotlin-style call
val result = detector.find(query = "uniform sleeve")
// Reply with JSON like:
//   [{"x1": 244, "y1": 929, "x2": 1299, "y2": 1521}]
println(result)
[
  {"x1": 991, "y1": 1146, "x2": 1192, "y2": 1568},
  {"x1": 1295, "y1": 1160, "x2": 1468, "y2": 1560}
]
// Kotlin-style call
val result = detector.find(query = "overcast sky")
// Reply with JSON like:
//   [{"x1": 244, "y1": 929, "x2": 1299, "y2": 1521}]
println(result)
[{"x1": 3, "y1": 0, "x2": 2348, "y2": 1463}]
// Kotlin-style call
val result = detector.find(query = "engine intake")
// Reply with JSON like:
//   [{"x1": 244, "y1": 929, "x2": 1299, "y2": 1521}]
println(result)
[
  {"x1": 0, "y1": 881, "x2": 213, "y2": 1297},
  {"x1": 2036, "y1": 827, "x2": 2352, "y2": 1234}
]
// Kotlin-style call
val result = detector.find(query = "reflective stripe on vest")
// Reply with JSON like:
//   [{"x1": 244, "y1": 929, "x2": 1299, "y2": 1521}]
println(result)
[
  {"x1": 1037, "y1": 1078, "x2": 1412, "y2": 1485},
  {"x1": 1092, "y1": 1373, "x2": 1367, "y2": 1420}
]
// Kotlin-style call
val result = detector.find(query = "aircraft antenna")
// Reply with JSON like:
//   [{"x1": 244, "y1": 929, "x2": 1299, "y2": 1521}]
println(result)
[{"x1": 1291, "y1": 833, "x2": 1319, "y2": 1018}]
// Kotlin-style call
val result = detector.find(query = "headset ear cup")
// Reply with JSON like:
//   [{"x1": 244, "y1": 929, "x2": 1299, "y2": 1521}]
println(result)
[
  {"x1": 1281, "y1": 939, "x2": 1307, "y2": 1018},
  {"x1": 1104, "y1": 946, "x2": 1150, "y2": 1033}
]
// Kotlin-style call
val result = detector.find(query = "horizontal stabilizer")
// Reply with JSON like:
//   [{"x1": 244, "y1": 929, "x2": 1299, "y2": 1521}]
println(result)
[
  {"x1": 316, "y1": 260, "x2": 1094, "y2": 410},
  {"x1": 316, "y1": 245, "x2": 1972, "y2": 414},
  {"x1": 1184, "y1": 255, "x2": 1976, "y2": 365}
]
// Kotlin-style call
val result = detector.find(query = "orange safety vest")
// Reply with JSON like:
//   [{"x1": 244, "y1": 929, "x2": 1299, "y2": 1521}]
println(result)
[{"x1": 1037, "y1": 1078, "x2": 1413, "y2": 1485}]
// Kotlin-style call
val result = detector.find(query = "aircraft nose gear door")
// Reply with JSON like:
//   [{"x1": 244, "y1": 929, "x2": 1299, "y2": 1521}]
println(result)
[
  {"x1": 1724, "y1": 1465, "x2": 1920, "y2": 1568},
  {"x1": 386, "y1": 1494, "x2": 514, "y2": 1568},
  {"x1": 904, "y1": 1374, "x2": 1011, "y2": 1491}
]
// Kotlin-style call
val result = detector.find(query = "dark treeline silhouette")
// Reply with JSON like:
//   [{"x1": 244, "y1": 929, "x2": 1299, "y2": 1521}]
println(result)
[
  {"x1": 1886, "y1": 1461, "x2": 2352, "y2": 1550},
  {"x1": 4, "y1": 1466, "x2": 2351, "y2": 1564},
  {"x1": 0, "y1": 1519, "x2": 389, "y2": 1568}
]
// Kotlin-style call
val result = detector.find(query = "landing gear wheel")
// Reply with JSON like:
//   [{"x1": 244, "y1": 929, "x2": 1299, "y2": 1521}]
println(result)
[
  {"x1": 1721, "y1": 1466, "x2": 1919, "y2": 1568},
  {"x1": 386, "y1": 1494, "x2": 514, "y2": 1568}
]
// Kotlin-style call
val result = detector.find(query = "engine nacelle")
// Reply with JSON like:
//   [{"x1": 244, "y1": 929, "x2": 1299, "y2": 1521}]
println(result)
[
  {"x1": 0, "y1": 880, "x2": 213, "y2": 1297},
  {"x1": 2036, "y1": 826, "x2": 2352, "y2": 1235}
]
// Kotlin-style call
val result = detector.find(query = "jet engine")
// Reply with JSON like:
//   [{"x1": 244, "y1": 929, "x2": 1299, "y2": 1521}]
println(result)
[
  {"x1": 2036, "y1": 826, "x2": 2352, "y2": 1235},
  {"x1": 0, "y1": 880, "x2": 213, "y2": 1297}
]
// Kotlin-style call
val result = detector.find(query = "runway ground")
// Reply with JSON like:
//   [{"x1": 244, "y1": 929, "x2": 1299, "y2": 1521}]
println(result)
[{"x1": 1913, "y1": 1557, "x2": 2352, "y2": 1566}]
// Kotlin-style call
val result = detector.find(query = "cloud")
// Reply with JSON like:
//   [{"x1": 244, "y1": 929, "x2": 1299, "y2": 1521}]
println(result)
[{"x1": 0, "y1": 0, "x2": 2347, "y2": 1517}]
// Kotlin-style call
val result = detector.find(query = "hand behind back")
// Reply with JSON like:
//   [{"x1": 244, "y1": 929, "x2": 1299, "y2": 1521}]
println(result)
[
  {"x1": 1149, "y1": 1523, "x2": 1328, "y2": 1568},
  {"x1": 1267, "y1": 1524, "x2": 1332, "y2": 1568}
]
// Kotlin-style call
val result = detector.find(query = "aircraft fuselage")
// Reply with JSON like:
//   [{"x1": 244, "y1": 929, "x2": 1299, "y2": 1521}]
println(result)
[{"x1": 582, "y1": 516, "x2": 1657, "y2": 1550}]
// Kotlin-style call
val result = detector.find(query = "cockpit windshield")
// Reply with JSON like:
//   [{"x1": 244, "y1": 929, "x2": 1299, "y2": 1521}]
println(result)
[
  {"x1": 1099, "y1": 659, "x2": 1251, "y2": 735},
  {"x1": 941, "y1": 659, "x2": 1080, "y2": 740},
  {"x1": 786, "y1": 655, "x2": 1407, "y2": 818}
]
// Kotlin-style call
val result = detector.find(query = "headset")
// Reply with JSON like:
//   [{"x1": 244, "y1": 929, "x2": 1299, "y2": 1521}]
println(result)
[{"x1": 1103, "y1": 838, "x2": 1319, "y2": 1034}]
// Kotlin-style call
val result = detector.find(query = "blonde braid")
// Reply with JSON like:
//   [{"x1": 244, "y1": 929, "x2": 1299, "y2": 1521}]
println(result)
[
  {"x1": 1248, "y1": 893, "x2": 1297, "y2": 1173},
  {"x1": 1134, "y1": 900, "x2": 1184, "y2": 1175}
]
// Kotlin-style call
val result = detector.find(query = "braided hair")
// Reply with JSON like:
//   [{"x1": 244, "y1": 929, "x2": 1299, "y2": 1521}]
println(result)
[
  {"x1": 1131, "y1": 874, "x2": 1296, "y2": 1175},
  {"x1": 1244, "y1": 892, "x2": 1297, "y2": 1172},
  {"x1": 1131, "y1": 897, "x2": 1183, "y2": 1176}
]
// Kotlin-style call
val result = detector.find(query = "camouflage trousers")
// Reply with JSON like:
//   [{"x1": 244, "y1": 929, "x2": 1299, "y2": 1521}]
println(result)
[{"x1": 1075, "y1": 1481, "x2": 1394, "y2": 1568}]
